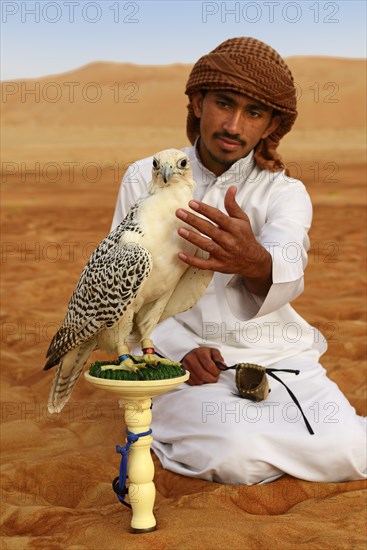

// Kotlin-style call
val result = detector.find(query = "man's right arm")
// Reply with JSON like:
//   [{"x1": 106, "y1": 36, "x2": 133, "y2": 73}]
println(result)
[{"x1": 181, "y1": 347, "x2": 224, "y2": 385}]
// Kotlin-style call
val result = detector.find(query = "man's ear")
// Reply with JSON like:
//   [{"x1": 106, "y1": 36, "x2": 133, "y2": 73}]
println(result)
[
  {"x1": 262, "y1": 114, "x2": 281, "y2": 139},
  {"x1": 191, "y1": 92, "x2": 204, "y2": 118}
]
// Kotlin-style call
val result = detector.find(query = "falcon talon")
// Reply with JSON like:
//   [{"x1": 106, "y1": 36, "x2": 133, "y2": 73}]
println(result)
[
  {"x1": 136, "y1": 368, "x2": 146, "y2": 380},
  {"x1": 118, "y1": 354, "x2": 141, "y2": 371},
  {"x1": 146, "y1": 361, "x2": 161, "y2": 370},
  {"x1": 143, "y1": 355, "x2": 158, "y2": 365},
  {"x1": 142, "y1": 346, "x2": 159, "y2": 365}
]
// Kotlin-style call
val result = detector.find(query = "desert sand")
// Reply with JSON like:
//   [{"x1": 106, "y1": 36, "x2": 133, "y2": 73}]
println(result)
[{"x1": 1, "y1": 57, "x2": 366, "y2": 549}]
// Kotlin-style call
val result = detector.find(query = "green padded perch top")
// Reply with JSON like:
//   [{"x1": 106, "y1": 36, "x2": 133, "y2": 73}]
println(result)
[{"x1": 89, "y1": 359, "x2": 186, "y2": 381}]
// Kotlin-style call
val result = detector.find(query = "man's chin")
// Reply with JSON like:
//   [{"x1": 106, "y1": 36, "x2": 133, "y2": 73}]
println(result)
[
  {"x1": 198, "y1": 139, "x2": 249, "y2": 174},
  {"x1": 209, "y1": 149, "x2": 244, "y2": 168}
]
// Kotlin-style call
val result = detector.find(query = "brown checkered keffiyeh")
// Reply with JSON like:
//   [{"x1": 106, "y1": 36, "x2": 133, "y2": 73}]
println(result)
[{"x1": 185, "y1": 37, "x2": 297, "y2": 172}]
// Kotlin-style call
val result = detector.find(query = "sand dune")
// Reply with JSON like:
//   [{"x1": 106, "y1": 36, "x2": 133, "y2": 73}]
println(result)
[
  {"x1": 1, "y1": 57, "x2": 366, "y2": 549},
  {"x1": 1, "y1": 57, "x2": 366, "y2": 166},
  {"x1": 1, "y1": 57, "x2": 365, "y2": 129}
]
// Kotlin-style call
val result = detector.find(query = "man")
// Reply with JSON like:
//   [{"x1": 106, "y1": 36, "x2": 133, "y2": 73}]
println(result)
[{"x1": 111, "y1": 37, "x2": 366, "y2": 484}]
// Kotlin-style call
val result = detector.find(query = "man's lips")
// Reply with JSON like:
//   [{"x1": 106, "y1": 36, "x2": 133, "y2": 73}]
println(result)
[{"x1": 215, "y1": 135, "x2": 244, "y2": 151}]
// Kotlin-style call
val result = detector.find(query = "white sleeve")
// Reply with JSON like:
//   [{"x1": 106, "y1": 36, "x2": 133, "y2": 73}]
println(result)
[
  {"x1": 225, "y1": 182, "x2": 312, "y2": 321},
  {"x1": 111, "y1": 160, "x2": 151, "y2": 230}
]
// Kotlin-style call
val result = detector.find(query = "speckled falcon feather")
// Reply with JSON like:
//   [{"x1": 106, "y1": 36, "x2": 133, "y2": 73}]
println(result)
[{"x1": 45, "y1": 221, "x2": 152, "y2": 369}]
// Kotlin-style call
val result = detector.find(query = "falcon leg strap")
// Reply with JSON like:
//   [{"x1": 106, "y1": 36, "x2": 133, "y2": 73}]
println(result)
[
  {"x1": 118, "y1": 353, "x2": 131, "y2": 362},
  {"x1": 143, "y1": 347, "x2": 155, "y2": 355},
  {"x1": 113, "y1": 428, "x2": 153, "y2": 508}
]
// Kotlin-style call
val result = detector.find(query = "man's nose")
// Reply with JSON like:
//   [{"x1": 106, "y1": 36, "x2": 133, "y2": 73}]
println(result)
[{"x1": 222, "y1": 110, "x2": 242, "y2": 135}]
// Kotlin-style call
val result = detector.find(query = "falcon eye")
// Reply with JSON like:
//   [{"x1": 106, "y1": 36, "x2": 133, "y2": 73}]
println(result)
[
  {"x1": 152, "y1": 158, "x2": 159, "y2": 169},
  {"x1": 178, "y1": 158, "x2": 187, "y2": 168}
]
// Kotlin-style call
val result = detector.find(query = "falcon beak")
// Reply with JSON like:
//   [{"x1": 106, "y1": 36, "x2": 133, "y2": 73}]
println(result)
[{"x1": 160, "y1": 163, "x2": 172, "y2": 184}]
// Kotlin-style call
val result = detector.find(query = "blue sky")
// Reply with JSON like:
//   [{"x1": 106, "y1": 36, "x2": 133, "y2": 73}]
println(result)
[{"x1": 1, "y1": 0, "x2": 366, "y2": 79}]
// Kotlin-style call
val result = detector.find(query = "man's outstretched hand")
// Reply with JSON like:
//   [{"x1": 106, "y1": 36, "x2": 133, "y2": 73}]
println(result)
[{"x1": 176, "y1": 186, "x2": 272, "y2": 297}]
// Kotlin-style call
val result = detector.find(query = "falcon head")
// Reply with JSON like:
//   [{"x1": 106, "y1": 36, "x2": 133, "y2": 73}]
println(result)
[{"x1": 150, "y1": 149, "x2": 194, "y2": 192}]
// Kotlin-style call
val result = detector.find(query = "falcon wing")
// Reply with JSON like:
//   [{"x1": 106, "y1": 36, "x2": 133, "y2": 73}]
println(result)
[
  {"x1": 44, "y1": 242, "x2": 152, "y2": 369},
  {"x1": 159, "y1": 260, "x2": 213, "y2": 322}
]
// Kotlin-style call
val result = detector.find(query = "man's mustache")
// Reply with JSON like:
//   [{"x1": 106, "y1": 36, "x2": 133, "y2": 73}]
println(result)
[{"x1": 213, "y1": 132, "x2": 246, "y2": 146}]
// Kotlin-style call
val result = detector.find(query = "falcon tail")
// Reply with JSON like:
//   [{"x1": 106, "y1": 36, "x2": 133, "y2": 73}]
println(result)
[{"x1": 47, "y1": 342, "x2": 94, "y2": 413}]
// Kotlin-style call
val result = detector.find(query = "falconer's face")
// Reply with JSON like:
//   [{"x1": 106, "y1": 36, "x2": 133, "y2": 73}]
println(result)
[{"x1": 191, "y1": 90, "x2": 281, "y2": 176}]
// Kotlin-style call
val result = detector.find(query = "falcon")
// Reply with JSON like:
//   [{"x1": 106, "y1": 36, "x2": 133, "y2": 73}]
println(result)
[{"x1": 44, "y1": 149, "x2": 212, "y2": 413}]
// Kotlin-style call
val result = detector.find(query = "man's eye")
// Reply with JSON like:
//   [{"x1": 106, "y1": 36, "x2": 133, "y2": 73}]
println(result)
[
  {"x1": 249, "y1": 111, "x2": 261, "y2": 118},
  {"x1": 217, "y1": 101, "x2": 228, "y2": 108}
]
